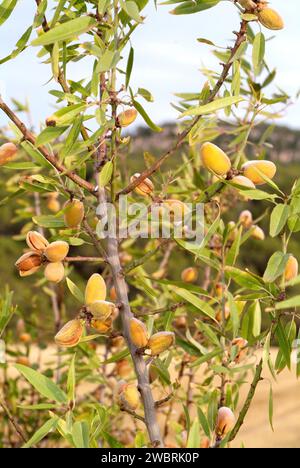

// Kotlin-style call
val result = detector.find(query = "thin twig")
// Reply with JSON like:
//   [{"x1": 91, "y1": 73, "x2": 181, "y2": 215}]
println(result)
[
  {"x1": 0, "y1": 397, "x2": 27, "y2": 445},
  {"x1": 117, "y1": 20, "x2": 248, "y2": 198},
  {"x1": 0, "y1": 98, "x2": 96, "y2": 195}
]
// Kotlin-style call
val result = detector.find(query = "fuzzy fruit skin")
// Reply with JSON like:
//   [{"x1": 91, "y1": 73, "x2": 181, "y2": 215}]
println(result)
[
  {"x1": 15, "y1": 251, "x2": 43, "y2": 277},
  {"x1": 251, "y1": 225, "x2": 265, "y2": 241},
  {"x1": 216, "y1": 407, "x2": 235, "y2": 438},
  {"x1": 26, "y1": 231, "x2": 49, "y2": 252},
  {"x1": 200, "y1": 142, "x2": 231, "y2": 176},
  {"x1": 0, "y1": 142, "x2": 17, "y2": 166},
  {"x1": 181, "y1": 267, "x2": 198, "y2": 283},
  {"x1": 231, "y1": 175, "x2": 256, "y2": 189},
  {"x1": 44, "y1": 262, "x2": 65, "y2": 283},
  {"x1": 64, "y1": 199, "x2": 84, "y2": 228},
  {"x1": 258, "y1": 8, "x2": 284, "y2": 30},
  {"x1": 85, "y1": 273, "x2": 107, "y2": 305},
  {"x1": 284, "y1": 255, "x2": 299, "y2": 282},
  {"x1": 45, "y1": 241, "x2": 69, "y2": 262},
  {"x1": 148, "y1": 331, "x2": 175, "y2": 356},
  {"x1": 130, "y1": 173, "x2": 154, "y2": 197},
  {"x1": 88, "y1": 300, "x2": 117, "y2": 320},
  {"x1": 239, "y1": 210, "x2": 253, "y2": 228},
  {"x1": 129, "y1": 318, "x2": 149, "y2": 348},
  {"x1": 91, "y1": 318, "x2": 112, "y2": 333},
  {"x1": 55, "y1": 319, "x2": 83, "y2": 348},
  {"x1": 119, "y1": 384, "x2": 140, "y2": 410},
  {"x1": 19, "y1": 333, "x2": 32, "y2": 344},
  {"x1": 242, "y1": 160, "x2": 276, "y2": 185},
  {"x1": 117, "y1": 109, "x2": 138, "y2": 127}
]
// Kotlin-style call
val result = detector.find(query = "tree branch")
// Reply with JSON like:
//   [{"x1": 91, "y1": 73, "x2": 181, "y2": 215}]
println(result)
[
  {"x1": 228, "y1": 358, "x2": 263, "y2": 443},
  {"x1": 0, "y1": 97, "x2": 96, "y2": 195},
  {"x1": 117, "y1": 19, "x2": 248, "y2": 198}
]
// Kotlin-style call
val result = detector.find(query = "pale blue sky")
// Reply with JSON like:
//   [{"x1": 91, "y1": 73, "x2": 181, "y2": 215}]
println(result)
[{"x1": 0, "y1": 0, "x2": 299, "y2": 129}]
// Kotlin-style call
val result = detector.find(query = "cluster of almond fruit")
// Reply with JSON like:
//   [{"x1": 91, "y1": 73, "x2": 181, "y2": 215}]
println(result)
[
  {"x1": 129, "y1": 317, "x2": 175, "y2": 356},
  {"x1": 55, "y1": 273, "x2": 118, "y2": 347},
  {"x1": 15, "y1": 231, "x2": 69, "y2": 283},
  {"x1": 239, "y1": 1, "x2": 284, "y2": 30},
  {"x1": 201, "y1": 141, "x2": 277, "y2": 188}
]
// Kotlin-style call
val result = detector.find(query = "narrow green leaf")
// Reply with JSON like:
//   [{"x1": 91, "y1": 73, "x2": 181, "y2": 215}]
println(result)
[
  {"x1": 270, "y1": 204, "x2": 289, "y2": 237},
  {"x1": 66, "y1": 278, "x2": 84, "y2": 303},
  {"x1": 32, "y1": 16, "x2": 97, "y2": 46},
  {"x1": 181, "y1": 96, "x2": 244, "y2": 117},
  {"x1": 15, "y1": 365, "x2": 67, "y2": 404},
  {"x1": 22, "y1": 418, "x2": 59, "y2": 448},
  {"x1": 187, "y1": 418, "x2": 200, "y2": 448}
]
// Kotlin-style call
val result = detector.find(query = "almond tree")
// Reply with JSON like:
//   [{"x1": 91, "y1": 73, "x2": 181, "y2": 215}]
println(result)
[{"x1": 0, "y1": 0, "x2": 298, "y2": 449}]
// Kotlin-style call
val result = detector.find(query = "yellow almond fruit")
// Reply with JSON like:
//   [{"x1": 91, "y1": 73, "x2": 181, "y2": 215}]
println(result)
[
  {"x1": 160, "y1": 199, "x2": 189, "y2": 219},
  {"x1": 44, "y1": 262, "x2": 65, "y2": 283},
  {"x1": 129, "y1": 318, "x2": 149, "y2": 349},
  {"x1": 215, "y1": 282, "x2": 226, "y2": 298},
  {"x1": 0, "y1": 142, "x2": 18, "y2": 165},
  {"x1": 200, "y1": 142, "x2": 231, "y2": 176},
  {"x1": 91, "y1": 317, "x2": 112, "y2": 334},
  {"x1": 284, "y1": 255, "x2": 298, "y2": 282},
  {"x1": 200, "y1": 437, "x2": 211, "y2": 449},
  {"x1": 242, "y1": 160, "x2": 276, "y2": 185},
  {"x1": 228, "y1": 221, "x2": 238, "y2": 242},
  {"x1": 231, "y1": 337, "x2": 248, "y2": 363},
  {"x1": 239, "y1": 210, "x2": 253, "y2": 228},
  {"x1": 148, "y1": 331, "x2": 175, "y2": 356},
  {"x1": 85, "y1": 273, "x2": 107, "y2": 305},
  {"x1": 88, "y1": 300, "x2": 117, "y2": 320},
  {"x1": 251, "y1": 225, "x2": 265, "y2": 241},
  {"x1": 117, "y1": 109, "x2": 138, "y2": 128},
  {"x1": 181, "y1": 267, "x2": 198, "y2": 283},
  {"x1": 119, "y1": 384, "x2": 140, "y2": 410},
  {"x1": 231, "y1": 175, "x2": 256, "y2": 190},
  {"x1": 19, "y1": 333, "x2": 32, "y2": 344},
  {"x1": 64, "y1": 199, "x2": 85, "y2": 228},
  {"x1": 216, "y1": 407, "x2": 235, "y2": 438},
  {"x1": 15, "y1": 251, "x2": 43, "y2": 277},
  {"x1": 130, "y1": 173, "x2": 154, "y2": 197},
  {"x1": 258, "y1": 7, "x2": 284, "y2": 30},
  {"x1": 45, "y1": 241, "x2": 69, "y2": 262},
  {"x1": 55, "y1": 319, "x2": 83, "y2": 348},
  {"x1": 47, "y1": 196, "x2": 60, "y2": 213},
  {"x1": 112, "y1": 336, "x2": 125, "y2": 349},
  {"x1": 16, "y1": 356, "x2": 30, "y2": 366},
  {"x1": 119, "y1": 252, "x2": 133, "y2": 266},
  {"x1": 216, "y1": 305, "x2": 230, "y2": 323},
  {"x1": 116, "y1": 359, "x2": 132, "y2": 378},
  {"x1": 26, "y1": 231, "x2": 49, "y2": 252}
]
